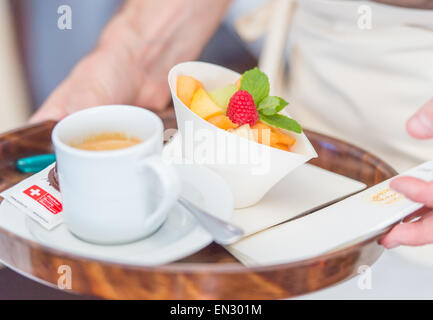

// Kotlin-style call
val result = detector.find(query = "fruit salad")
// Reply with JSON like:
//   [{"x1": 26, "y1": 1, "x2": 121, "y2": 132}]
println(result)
[{"x1": 176, "y1": 67, "x2": 302, "y2": 152}]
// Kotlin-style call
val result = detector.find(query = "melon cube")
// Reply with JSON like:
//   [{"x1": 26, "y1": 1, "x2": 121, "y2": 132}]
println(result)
[
  {"x1": 190, "y1": 88, "x2": 223, "y2": 120},
  {"x1": 177, "y1": 75, "x2": 204, "y2": 108}
]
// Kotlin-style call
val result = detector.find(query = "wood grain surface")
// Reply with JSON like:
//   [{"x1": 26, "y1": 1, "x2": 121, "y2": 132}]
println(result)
[{"x1": 0, "y1": 108, "x2": 397, "y2": 299}]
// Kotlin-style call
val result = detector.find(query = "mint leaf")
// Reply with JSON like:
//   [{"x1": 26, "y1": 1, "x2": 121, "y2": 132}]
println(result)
[
  {"x1": 240, "y1": 67, "x2": 270, "y2": 105},
  {"x1": 259, "y1": 114, "x2": 302, "y2": 134},
  {"x1": 273, "y1": 97, "x2": 289, "y2": 113},
  {"x1": 257, "y1": 96, "x2": 288, "y2": 115}
]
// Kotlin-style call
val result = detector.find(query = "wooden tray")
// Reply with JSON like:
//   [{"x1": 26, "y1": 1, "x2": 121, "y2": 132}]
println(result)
[{"x1": 0, "y1": 112, "x2": 397, "y2": 299}]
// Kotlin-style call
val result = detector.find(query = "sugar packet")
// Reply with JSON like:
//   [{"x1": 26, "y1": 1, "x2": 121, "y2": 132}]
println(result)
[{"x1": 0, "y1": 164, "x2": 63, "y2": 229}]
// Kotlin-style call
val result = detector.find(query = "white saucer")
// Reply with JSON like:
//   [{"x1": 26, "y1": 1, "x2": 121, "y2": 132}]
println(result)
[{"x1": 1, "y1": 163, "x2": 233, "y2": 266}]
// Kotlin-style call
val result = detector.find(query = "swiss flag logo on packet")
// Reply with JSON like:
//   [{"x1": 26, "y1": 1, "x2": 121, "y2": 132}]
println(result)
[{"x1": 23, "y1": 185, "x2": 62, "y2": 215}]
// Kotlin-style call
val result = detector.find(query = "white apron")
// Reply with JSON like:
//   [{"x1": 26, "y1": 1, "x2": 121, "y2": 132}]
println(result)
[
  {"x1": 289, "y1": 0, "x2": 433, "y2": 172},
  {"x1": 288, "y1": 0, "x2": 433, "y2": 267}
]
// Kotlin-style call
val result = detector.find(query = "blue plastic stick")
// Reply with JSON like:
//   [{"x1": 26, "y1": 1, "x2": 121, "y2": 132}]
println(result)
[{"x1": 16, "y1": 154, "x2": 56, "y2": 173}]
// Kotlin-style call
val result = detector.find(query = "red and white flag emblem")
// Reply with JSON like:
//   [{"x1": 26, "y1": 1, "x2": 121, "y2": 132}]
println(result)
[{"x1": 23, "y1": 185, "x2": 62, "y2": 215}]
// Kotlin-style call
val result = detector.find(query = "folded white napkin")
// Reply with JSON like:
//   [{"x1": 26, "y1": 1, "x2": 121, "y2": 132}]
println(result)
[
  {"x1": 231, "y1": 164, "x2": 366, "y2": 236},
  {"x1": 228, "y1": 161, "x2": 433, "y2": 267}
]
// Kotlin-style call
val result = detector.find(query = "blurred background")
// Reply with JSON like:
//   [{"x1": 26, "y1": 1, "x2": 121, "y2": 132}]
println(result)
[{"x1": 1, "y1": 0, "x2": 262, "y2": 132}]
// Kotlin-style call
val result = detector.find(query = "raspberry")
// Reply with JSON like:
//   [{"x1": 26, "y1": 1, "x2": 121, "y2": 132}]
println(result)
[{"x1": 227, "y1": 90, "x2": 259, "y2": 126}]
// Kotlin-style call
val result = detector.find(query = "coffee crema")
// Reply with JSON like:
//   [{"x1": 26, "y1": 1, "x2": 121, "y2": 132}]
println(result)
[{"x1": 71, "y1": 132, "x2": 141, "y2": 151}]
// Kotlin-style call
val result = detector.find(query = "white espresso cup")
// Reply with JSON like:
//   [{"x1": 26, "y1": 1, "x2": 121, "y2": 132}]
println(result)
[{"x1": 52, "y1": 105, "x2": 180, "y2": 244}]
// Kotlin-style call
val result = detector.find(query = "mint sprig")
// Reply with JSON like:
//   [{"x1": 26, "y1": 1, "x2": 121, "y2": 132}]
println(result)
[
  {"x1": 240, "y1": 67, "x2": 302, "y2": 134},
  {"x1": 257, "y1": 96, "x2": 288, "y2": 116},
  {"x1": 260, "y1": 114, "x2": 302, "y2": 134},
  {"x1": 240, "y1": 67, "x2": 269, "y2": 105}
]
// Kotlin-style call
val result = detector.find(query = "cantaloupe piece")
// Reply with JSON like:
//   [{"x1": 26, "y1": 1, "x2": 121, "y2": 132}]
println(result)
[
  {"x1": 252, "y1": 121, "x2": 296, "y2": 150},
  {"x1": 207, "y1": 114, "x2": 238, "y2": 130},
  {"x1": 177, "y1": 75, "x2": 204, "y2": 108},
  {"x1": 190, "y1": 88, "x2": 223, "y2": 120},
  {"x1": 251, "y1": 122, "x2": 278, "y2": 146},
  {"x1": 272, "y1": 128, "x2": 296, "y2": 147},
  {"x1": 271, "y1": 143, "x2": 290, "y2": 151}
]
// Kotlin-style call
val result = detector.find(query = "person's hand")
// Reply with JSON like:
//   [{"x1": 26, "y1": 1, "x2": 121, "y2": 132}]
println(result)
[
  {"x1": 30, "y1": 0, "x2": 231, "y2": 123},
  {"x1": 381, "y1": 98, "x2": 433, "y2": 248},
  {"x1": 30, "y1": 47, "x2": 168, "y2": 123}
]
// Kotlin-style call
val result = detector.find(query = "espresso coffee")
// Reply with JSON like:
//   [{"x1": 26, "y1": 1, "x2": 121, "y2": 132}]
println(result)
[{"x1": 72, "y1": 132, "x2": 141, "y2": 151}]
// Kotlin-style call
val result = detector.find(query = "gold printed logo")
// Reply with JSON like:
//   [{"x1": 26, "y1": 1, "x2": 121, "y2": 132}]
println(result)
[{"x1": 369, "y1": 187, "x2": 403, "y2": 205}]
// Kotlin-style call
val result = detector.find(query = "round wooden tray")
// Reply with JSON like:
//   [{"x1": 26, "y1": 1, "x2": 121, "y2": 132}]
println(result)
[{"x1": 0, "y1": 112, "x2": 397, "y2": 299}]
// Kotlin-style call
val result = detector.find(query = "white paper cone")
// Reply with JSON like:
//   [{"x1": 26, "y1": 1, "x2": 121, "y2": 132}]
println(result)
[{"x1": 168, "y1": 61, "x2": 317, "y2": 208}]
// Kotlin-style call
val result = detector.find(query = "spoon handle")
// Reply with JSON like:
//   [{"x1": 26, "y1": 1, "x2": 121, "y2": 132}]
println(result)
[{"x1": 178, "y1": 197, "x2": 244, "y2": 245}]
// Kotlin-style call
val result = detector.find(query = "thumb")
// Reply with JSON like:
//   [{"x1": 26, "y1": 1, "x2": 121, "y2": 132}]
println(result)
[{"x1": 406, "y1": 98, "x2": 433, "y2": 139}]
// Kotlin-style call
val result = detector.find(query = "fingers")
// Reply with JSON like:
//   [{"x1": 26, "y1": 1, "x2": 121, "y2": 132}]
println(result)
[
  {"x1": 382, "y1": 177, "x2": 433, "y2": 248},
  {"x1": 381, "y1": 210, "x2": 433, "y2": 248},
  {"x1": 29, "y1": 100, "x2": 69, "y2": 123},
  {"x1": 30, "y1": 50, "x2": 134, "y2": 123},
  {"x1": 390, "y1": 176, "x2": 433, "y2": 208},
  {"x1": 135, "y1": 77, "x2": 171, "y2": 111},
  {"x1": 385, "y1": 99, "x2": 433, "y2": 248},
  {"x1": 402, "y1": 206, "x2": 430, "y2": 223},
  {"x1": 406, "y1": 98, "x2": 433, "y2": 139},
  {"x1": 29, "y1": 80, "x2": 106, "y2": 124}
]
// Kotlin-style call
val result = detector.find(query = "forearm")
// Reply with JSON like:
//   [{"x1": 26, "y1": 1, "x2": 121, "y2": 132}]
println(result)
[
  {"x1": 96, "y1": 0, "x2": 232, "y2": 96},
  {"x1": 31, "y1": 0, "x2": 231, "y2": 121}
]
